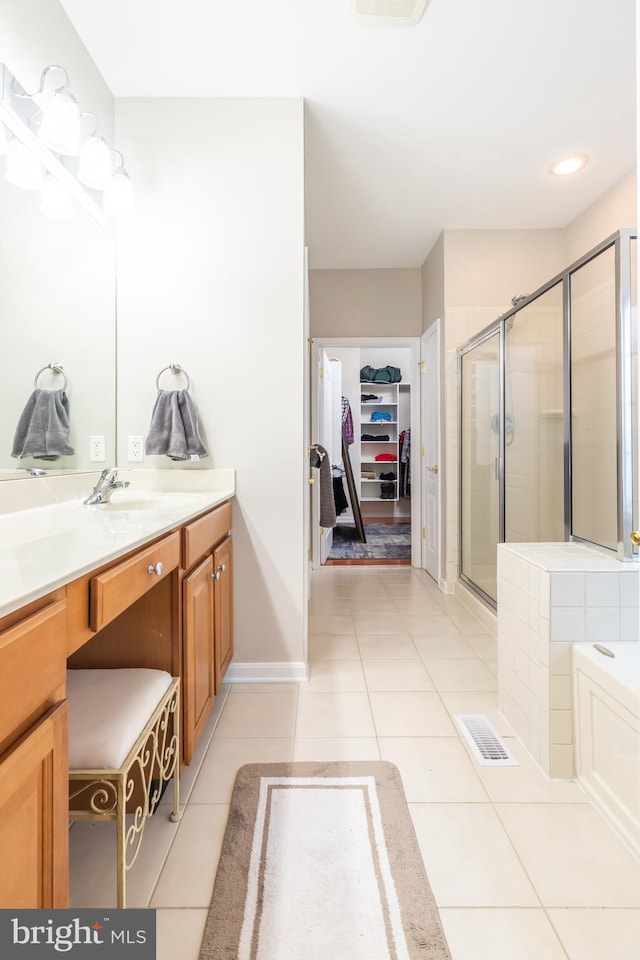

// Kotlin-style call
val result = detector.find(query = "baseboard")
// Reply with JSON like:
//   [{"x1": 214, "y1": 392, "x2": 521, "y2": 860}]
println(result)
[
  {"x1": 225, "y1": 661, "x2": 309, "y2": 683},
  {"x1": 454, "y1": 580, "x2": 497, "y2": 636}
]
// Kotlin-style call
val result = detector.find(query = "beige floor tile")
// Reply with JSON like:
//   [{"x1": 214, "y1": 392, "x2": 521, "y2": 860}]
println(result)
[
  {"x1": 302, "y1": 658, "x2": 367, "y2": 692},
  {"x1": 547, "y1": 908, "x2": 640, "y2": 960},
  {"x1": 292, "y1": 737, "x2": 380, "y2": 761},
  {"x1": 156, "y1": 910, "x2": 208, "y2": 960},
  {"x1": 69, "y1": 809, "x2": 181, "y2": 908},
  {"x1": 353, "y1": 612, "x2": 409, "y2": 634},
  {"x1": 308, "y1": 613, "x2": 355, "y2": 635},
  {"x1": 295, "y1": 691, "x2": 376, "y2": 738},
  {"x1": 400, "y1": 613, "x2": 462, "y2": 635},
  {"x1": 213, "y1": 691, "x2": 298, "y2": 738},
  {"x1": 190, "y1": 737, "x2": 293, "y2": 803},
  {"x1": 426, "y1": 658, "x2": 498, "y2": 692},
  {"x1": 308, "y1": 597, "x2": 351, "y2": 615},
  {"x1": 465, "y1": 634, "x2": 498, "y2": 659},
  {"x1": 369, "y1": 691, "x2": 457, "y2": 736},
  {"x1": 391, "y1": 596, "x2": 446, "y2": 614},
  {"x1": 385, "y1": 582, "x2": 441, "y2": 598},
  {"x1": 379, "y1": 737, "x2": 488, "y2": 802},
  {"x1": 151, "y1": 804, "x2": 229, "y2": 908},
  {"x1": 474, "y1": 737, "x2": 587, "y2": 803},
  {"x1": 448, "y1": 611, "x2": 487, "y2": 634},
  {"x1": 496, "y1": 803, "x2": 640, "y2": 906},
  {"x1": 440, "y1": 908, "x2": 567, "y2": 960},
  {"x1": 307, "y1": 633, "x2": 361, "y2": 659},
  {"x1": 357, "y1": 634, "x2": 420, "y2": 659},
  {"x1": 347, "y1": 596, "x2": 399, "y2": 613},
  {"x1": 412, "y1": 635, "x2": 480, "y2": 659},
  {"x1": 409, "y1": 803, "x2": 538, "y2": 906},
  {"x1": 362, "y1": 658, "x2": 434, "y2": 691},
  {"x1": 439, "y1": 691, "x2": 515, "y2": 737}
]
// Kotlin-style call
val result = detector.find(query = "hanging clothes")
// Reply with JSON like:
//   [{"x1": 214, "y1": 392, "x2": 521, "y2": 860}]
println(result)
[
  {"x1": 399, "y1": 428, "x2": 411, "y2": 497},
  {"x1": 310, "y1": 443, "x2": 337, "y2": 527},
  {"x1": 341, "y1": 397, "x2": 354, "y2": 445},
  {"x1": 332, "y1": 476, "x2": 349, "y2": 515}
]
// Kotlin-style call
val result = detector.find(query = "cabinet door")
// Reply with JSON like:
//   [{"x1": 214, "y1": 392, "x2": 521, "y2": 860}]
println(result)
[
  {"x1": 183, "y1": 554, "x2": 215, "y2": 766},
  {"x1": 213, "y1": 536, "x2": 233, "y2": 692},
  {"x1": 0, "y1": 701, "x2": 68, "y2": 908}
]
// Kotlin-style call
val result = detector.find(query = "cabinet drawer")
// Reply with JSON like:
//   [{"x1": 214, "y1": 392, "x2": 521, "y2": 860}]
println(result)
[
  {"x1": 183, "y1": 501, "x2": 232, "y2": 569},
  {"x1": 90, "y1": 531, "x2": 180, "y2": 632},
  {"x1": 0, "y1": 600, "x2": 67, "y2": 738}
]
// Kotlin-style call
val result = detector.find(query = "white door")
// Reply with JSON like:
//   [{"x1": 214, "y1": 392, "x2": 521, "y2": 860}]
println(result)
[{"x1": 421, "y1": 322, "x2": 440, "y2": 582}]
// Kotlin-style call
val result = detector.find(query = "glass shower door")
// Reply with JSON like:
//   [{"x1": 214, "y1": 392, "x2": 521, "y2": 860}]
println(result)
[{"x1": 460, "y1": 330, "x2": 500, "y2": 602}]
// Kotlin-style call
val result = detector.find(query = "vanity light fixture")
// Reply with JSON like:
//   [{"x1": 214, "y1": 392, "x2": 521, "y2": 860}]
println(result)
[
  {"x1": 0, "y1": 62, "x2": 134, "y2": 225},
  {"x1": 77, "y1": 113, "x2": 112, "y2": 190},
  {"x1": 550, "y1": 154, "x2": 588, "y2": 176}
]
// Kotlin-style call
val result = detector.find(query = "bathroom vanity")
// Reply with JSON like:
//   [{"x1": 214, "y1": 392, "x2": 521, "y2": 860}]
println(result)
[{"x1": 0, "y1": 471, "x2": 235, "y2": 908}]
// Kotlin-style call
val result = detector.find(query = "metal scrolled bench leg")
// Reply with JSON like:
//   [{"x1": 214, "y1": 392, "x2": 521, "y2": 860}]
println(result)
[{"x1": 67, "y1": 669, "x2": 182, "y2": 908}]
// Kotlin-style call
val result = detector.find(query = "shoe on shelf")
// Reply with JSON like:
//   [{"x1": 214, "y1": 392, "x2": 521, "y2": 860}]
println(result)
[{"x1": 379, "y1": 471, "x2": 397, "y2": 481}]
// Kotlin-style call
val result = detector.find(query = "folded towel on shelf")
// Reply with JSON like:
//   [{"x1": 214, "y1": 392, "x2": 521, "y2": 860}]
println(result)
[
  {"x1": 361, "y1": 471, "x2": 376, "y2": 480},
  {"x1": 375, "y1": 453, "x2": 397, "y2": 462},
  {"x1": 11, "y1": 389, "x2": 74, "y2": 461},
  {"x1": 361, "y1": 433, "x2": 390, "y2": 442},
  {"x1": 145, "y1": 389, "x2": 208, "y2": 461},
  {"x1": 371, "y1": 411, "x2": 392, "y2": 422}
]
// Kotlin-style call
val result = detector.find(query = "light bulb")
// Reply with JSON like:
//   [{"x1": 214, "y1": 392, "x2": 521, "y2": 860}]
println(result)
[
  {"x1": 104, "y1": 168, "x2": 134, "y2": 219},
  {"x1": 77, "y1": 133, "x2": 112, "y2": 190},
  {"x1": 550, "y1": 155, "x2": 588, "y2": 176},
  {"x1": 38, "y1": 87, "x2": 80, "y2": 156},
  {"x1": 41, "y1": 171, "x2": 73, "y2": 218},
  {"x1": 6, "y1": 137, "x2": 42, "y2": 189}
]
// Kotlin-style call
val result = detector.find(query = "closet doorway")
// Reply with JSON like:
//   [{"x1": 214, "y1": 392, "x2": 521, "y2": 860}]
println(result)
[{"x1": 311, "y1": 338, "x2": 421, "y2": 567}]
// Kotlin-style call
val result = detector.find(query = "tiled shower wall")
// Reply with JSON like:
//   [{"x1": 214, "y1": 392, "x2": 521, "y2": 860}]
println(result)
[{"x1": 497, "y1": 542, "x2": 639, "y2": 778}]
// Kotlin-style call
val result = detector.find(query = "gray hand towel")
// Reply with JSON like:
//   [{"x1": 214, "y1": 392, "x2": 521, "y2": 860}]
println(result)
[
  {"x1": 11, "y1": 388, "x2": 75, "y2": 461},
  {"x1": 310, "y1": 443, "x2": 336, "y2": 528},
  {"x1": 145, "y1": 389, "x2": 208, "y2": 461}
]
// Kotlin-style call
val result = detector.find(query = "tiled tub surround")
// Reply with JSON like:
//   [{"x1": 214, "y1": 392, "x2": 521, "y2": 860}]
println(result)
[{"x1": 497, "y1": 542, "x2": 639, "y2": 778}]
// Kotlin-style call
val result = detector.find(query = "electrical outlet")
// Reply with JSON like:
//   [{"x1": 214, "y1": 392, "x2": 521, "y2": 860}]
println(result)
[
  {"x1": 89, "y1": 435, "x2": 106, "y2": 462},
  {"x1": 128, "y1": 435, "x2": 145, "y2": 462}
]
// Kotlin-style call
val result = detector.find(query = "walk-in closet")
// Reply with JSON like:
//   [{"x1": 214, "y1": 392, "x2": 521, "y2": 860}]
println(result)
[{"x1": 311, "y1": 340, "x2": 420, "y2": 565}]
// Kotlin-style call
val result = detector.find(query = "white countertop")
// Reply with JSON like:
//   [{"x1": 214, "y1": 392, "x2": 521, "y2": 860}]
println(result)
[{"x1": 0, "y1": 469, "x2": 235, "y2": 617}]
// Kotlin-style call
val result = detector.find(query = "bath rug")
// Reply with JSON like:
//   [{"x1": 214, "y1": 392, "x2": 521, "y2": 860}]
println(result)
[{"x1": 199, "y1": 761, "x2": 452, "y2": 960}]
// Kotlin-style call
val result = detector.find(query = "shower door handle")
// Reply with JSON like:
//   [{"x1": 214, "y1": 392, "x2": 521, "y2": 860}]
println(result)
[
  {"x1": 631, "y1": 530, "x2": 640, "y2": 546},
  {"x1": 427, "y1": 464, "x2": 438, "y2": 474}
]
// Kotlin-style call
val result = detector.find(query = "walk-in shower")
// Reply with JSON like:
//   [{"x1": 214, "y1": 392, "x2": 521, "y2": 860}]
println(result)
[{"x1": 458, "y1": 229, "x2": 637, "y2": 606}]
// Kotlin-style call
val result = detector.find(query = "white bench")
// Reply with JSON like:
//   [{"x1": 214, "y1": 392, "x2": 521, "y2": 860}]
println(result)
[{"x1": 67, "y1": 668, "x2": 181, "y2": 907}]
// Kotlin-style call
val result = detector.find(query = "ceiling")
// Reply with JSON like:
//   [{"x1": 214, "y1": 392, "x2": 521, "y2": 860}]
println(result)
[{"x1": 59, "y1": 0, "x2": 636, "y2": 269}]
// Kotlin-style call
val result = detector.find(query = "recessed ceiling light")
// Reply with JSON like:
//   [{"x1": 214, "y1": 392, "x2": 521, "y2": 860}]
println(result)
[{"x1": 550, "y1": 155, "x2": 588, "y2": 176}]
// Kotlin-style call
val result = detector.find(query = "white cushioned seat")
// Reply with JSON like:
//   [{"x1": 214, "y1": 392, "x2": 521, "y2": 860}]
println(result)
[{"x1": 67, "y1": 668, "x2": 173, "y2": 769}]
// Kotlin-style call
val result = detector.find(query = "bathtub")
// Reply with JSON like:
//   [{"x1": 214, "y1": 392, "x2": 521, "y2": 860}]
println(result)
[{"x1": 573, "y1": 642, "x2": 640, "y2": 860}]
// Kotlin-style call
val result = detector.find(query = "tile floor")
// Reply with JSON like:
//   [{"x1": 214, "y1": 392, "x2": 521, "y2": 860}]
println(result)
[{"x1": 69, "y1": 565, "x2": 640, "y2": 960}]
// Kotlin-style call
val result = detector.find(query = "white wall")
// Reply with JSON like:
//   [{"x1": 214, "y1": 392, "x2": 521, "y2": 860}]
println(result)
[
  {"x1": 309, "y1": 268, "x2": 422, "y2": 337},
  {"x1": 115, "y1": 97, "x2": 306, "y2": 668},
  {"x1": 565, "y1": 169, "x2": 636, "y2": 263}
]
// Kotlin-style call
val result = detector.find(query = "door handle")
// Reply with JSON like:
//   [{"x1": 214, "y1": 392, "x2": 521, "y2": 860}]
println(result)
[{"x1": 427, "y1": 464, "x2": 438, "y2": 474}]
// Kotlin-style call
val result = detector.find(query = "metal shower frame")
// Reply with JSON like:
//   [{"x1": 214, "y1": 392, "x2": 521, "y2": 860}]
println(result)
[{"x1": 458, "y1": 228, "x2": 637, "y2": 609}]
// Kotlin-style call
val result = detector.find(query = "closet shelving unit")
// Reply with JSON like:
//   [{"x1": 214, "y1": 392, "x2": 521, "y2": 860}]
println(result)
[{"x1": 359, "y1": 384, "x2": 400, "y2": 502}]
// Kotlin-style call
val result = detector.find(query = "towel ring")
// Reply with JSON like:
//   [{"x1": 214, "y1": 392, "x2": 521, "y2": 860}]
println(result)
[
  {"x1": 34, "y1": 363, "x2": 67, "y2": 391},
  {"x1": 156, "y1": 363, "x2": 191, "y2": 391}
]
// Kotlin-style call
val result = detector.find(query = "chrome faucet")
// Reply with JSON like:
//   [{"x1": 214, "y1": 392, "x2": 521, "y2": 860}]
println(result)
[{"x1": 83, "y1": 467, "x2": 131, "y2": 505}]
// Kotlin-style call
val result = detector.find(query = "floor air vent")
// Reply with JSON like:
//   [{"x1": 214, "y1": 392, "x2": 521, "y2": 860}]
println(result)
[{"x1": 454, "y1": 715, "x2": 519, "y2": 766}]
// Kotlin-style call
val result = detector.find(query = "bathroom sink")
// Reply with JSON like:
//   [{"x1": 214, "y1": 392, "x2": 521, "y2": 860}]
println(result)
[{"x1": 99, "y1": 490, "x2": 208, "y2": 512}]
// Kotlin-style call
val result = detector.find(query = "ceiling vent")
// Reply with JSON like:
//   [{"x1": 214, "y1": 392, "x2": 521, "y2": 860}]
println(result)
[{"x1": 346, "y1": 0, "x2": 430, "y2": 28}]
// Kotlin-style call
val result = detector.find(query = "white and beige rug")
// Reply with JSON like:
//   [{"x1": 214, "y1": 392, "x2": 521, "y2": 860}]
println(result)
[{"x1": 199, "y1": 761, "x2": 452, "y2": 960}]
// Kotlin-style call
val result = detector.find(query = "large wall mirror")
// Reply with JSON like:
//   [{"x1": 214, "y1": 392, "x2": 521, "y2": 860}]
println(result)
[{"x1": 0, "y1": 128, "x2": 116, "y2": 477}]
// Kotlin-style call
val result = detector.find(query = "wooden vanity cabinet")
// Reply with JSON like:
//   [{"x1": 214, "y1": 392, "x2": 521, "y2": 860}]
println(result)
[
  {"x1": 0, "y1": 596, "x2": 69, "y2": 908},
  {"x1": 181, "y1": 501, "x2": 233, "y2": 764},
  {"x1": 0, "y1": 496, "x2": 233, "y2": 908}
]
